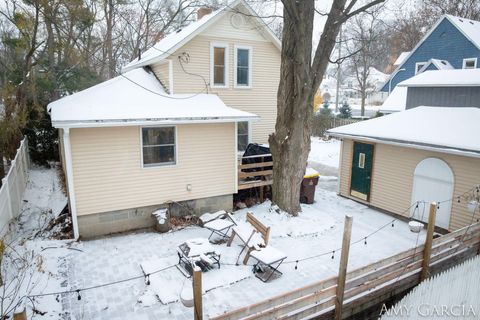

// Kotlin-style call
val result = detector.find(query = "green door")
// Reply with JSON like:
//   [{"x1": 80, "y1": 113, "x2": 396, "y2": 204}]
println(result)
[{"x1": 350, "y1": 142, "x2": 374, "y2": 201}]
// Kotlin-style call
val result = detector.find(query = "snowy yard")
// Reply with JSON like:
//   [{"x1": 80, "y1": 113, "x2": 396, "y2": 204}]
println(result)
[{"x1": 6, "y1": 139, "x2": 426, "y2": 319}]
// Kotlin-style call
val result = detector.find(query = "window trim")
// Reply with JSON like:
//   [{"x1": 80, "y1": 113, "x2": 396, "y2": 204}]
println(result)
[
  {"x1": 234, "y1": 45, "x2": 253, "y2": 89},
  {"x1": 140, "y1": 126, "x2": 178, "y2": 169},
  {"x1": 210, "y1": 42, "x2": 229, "y2": 89},
  {"x1": 462, "y1": 57, "x2": 477, "y2": 69},
  {"x1": 236, "y1": 121, "x2": 252, "y2": 153},
  {"x1": 415, "y1": 62, "x2": 427, "y2": 75}
]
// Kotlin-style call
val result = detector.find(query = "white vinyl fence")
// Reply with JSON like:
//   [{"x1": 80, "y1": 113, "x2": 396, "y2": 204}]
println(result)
[
  {"x1": 382, "y1": 255, "x2": 480, "y2": 319},
  {"x1": 0, "y1": 138, "x2": 30, "y2": 236}
]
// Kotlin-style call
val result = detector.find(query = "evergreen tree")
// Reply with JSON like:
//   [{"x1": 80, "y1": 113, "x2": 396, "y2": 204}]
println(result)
[{"x1": 338, "y1": 101, "x2": 352, "y2": 118}]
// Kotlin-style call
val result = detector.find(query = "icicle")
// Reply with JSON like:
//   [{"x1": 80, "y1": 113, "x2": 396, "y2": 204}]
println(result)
[
  {"x1": 76, "y1": 290, "x2": 81, "y2": 301},
  {"x1": 145, "y1": 274, "x2": 151, "y2": 286}
]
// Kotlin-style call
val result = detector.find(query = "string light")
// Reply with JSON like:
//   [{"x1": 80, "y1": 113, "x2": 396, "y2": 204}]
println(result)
[{"x1": 26, "y1": 184, "x2": 480, "y2": 302}]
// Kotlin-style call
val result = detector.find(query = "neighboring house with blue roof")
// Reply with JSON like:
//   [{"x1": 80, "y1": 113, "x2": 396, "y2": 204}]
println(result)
[{"x1": 381, "y1": 15, "x2": 480, "y2": 93}]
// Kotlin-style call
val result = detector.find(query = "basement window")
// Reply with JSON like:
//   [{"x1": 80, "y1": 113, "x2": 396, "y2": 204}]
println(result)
[{"x1": 142, "y1": 127, "x2": 176, "y2": 167}]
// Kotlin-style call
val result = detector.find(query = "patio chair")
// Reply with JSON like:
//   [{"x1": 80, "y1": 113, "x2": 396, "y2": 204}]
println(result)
[
  {"x1": 227, "y1": 212, "x2": 270, "y2": 265},
  {"x1": 249, "y1": 246, "x2": 287, "y2": 282},
  {"x1": 202, "y1": 211, "x2": 237, "y2": 241}
]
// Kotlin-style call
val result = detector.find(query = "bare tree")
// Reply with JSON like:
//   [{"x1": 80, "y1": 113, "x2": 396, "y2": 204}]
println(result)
[
  {"x1": 345, "y1": 11, "x2": 385, "y2": 116},
  {"x1": 270, "y1": 0, "x2": 385, "y2": 214}
]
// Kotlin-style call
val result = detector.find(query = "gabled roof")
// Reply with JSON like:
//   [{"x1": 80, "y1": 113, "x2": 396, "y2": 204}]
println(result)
[
  {"x1": 446, "y1": 15, "x2": 480, "y2": 50},
  {"x1": 418, "y1": 59, "x2": 453, "y2": 72},
  {"x1": 48, "y1": 68, "x2": 258, "y2": 128},
  {"x1": 328, "y1": 107, "x2": 480, "y2": 157},
  {"x1": 393, "y1": 51, "x2": 410, "y2": 66},
  {"x1": 381, "y1": 14, "x2": 480, "y2": 91},
  {"x1": 379, "y1": 86, "x2": 407, "y2": 113},
  {"x1": 122, "y1": 0, "x2": 281, "y2": 72},
  {"x1": 398, "y1": 69, "x2": 480, "y2": 87}
]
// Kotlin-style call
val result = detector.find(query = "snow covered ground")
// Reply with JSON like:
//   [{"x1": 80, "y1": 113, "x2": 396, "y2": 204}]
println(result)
[
  {"x1": 5, "y1": 142, "x2": 426, "y2": 319},
  {"x1": 308, "y1": 137, "x2": 341, "y2": 178}
]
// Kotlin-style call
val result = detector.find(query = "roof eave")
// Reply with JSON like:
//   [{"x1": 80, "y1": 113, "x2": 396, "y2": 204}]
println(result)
[
  {"x1": 52, "y1": 115, "x2": 260, "y2": 129},
  {"x1": 327, "y1": 132, "x2": 480, "y2": 159},
  {"x1": 121, "y1": 0, "x2": 281, "y2": 72}
]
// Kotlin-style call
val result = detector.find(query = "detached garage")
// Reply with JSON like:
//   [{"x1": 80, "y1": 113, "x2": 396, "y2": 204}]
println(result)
[{"x1": 328, "y1": 107, "x2": 480, "y2": 231}]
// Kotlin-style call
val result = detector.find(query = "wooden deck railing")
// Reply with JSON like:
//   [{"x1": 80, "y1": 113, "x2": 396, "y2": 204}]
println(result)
[
  {"x1": 237, "y1": 154, "x2": 273, "y2": 191},
  {"x1": 210, "y1": 221, "x2": 480, "y2": 320}
]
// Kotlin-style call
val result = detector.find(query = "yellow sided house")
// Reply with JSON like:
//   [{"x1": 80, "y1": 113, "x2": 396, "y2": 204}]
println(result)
[
  {"x1": 123, "y1": 0, "x2": 281, "y2": 148},
  {"x1": 48, "y1": 0, "x2": 280, "y2": 239},
  {"x1": 328, "y1": 107, "x2": 480, "y2": 231},
  {"x1": 49, "y1": 68, "x2": 257, "y2": 239}
]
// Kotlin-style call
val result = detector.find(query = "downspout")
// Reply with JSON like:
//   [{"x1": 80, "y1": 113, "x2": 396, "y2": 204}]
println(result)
[{"x1": 63, "y1": 128, "x2": 80, "y2": 239}]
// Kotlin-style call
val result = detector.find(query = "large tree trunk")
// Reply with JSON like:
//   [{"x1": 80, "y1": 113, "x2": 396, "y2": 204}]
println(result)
[
  {"x1": 0, "y1": 149, "x2": 4, "y2": 187},
  {"x1": 269, "y1": 1, "x2": 315, "y2": 215}
]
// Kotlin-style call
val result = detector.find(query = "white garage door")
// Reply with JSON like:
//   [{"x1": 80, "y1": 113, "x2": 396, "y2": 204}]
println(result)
[{"x1": 410, "y1": 158, "x2": 454, "y2": 229}]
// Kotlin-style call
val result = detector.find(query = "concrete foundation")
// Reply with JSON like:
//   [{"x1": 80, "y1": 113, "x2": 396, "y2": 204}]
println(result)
[{"x1": 77, "y1": 194, "x2": 233, "y2": 238}]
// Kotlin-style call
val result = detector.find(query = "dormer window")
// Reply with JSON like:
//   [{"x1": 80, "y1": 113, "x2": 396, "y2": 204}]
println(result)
[
  {"x1": 210, "y1": 43, "x2": 229, "y2": 88},
  {"x1": 463, "y1": 58, "x2": 477, "y2": 69},
  {"x1": 234, "y1": 45, "x2": 252, "y2": 88},
  {"x1": 415, "y1": 62, "x2": 427, "y2": 74}
]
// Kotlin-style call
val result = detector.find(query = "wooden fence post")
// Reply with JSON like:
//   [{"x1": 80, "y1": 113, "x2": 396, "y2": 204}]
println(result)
[
  {"x1": 193, "y1": 266, "x2": 203, "y2": 320},
  {"x1": 335, "y1": 215, "x2": 353, "y2": 320},
  {"x1": 13, "y1": 309, "x2": 27, "y2": 320},
  {"x1": 421, "y1": 202, "x2": 437, "y2": 281}
]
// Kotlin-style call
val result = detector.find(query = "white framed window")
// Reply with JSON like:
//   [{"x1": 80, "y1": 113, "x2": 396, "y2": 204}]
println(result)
[
  {"x1": 234, "y1": 45, "x2": 252, "y2": 88},
  {"x1": 210, "y1": 43, "x2": 229, "y2": 88},
  {"x1": 358, "y1": 153, "x2": 365, "y2": 169},
  {"x1": 463, "y1": 58, "x2": 477, "y2": 69},
  {"x1": 141, "y1": 126, "x2": 176, "y2": 167},
  {"x1": 237, "y1": 121, "x2": 250, "y2": 151},
  {"x1": 415, "y1": 62, "x2": 427, "y2": 74}
]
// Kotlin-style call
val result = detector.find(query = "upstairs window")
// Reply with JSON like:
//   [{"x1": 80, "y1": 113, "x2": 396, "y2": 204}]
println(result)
[
  {"x1": 211, "y1": 43, "x2": 228, "y2": 87},
  {"x1": 415, "y1": 62, "x2": 427, "y2": 74},
  {"x1": 235, "y1": 46, "x2": 252, "y2": 87},
  {"x1": 463, "y1": 58, "x2": 477, "y2": 69},
  {"x1": 237, "y1": 121, "x2": 249, "y2": 151},
  {"x1": 142, "y1": 127, "x2": 176, "y2": 167}
]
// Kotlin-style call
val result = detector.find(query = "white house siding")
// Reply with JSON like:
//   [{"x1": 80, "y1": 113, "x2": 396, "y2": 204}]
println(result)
[
  {"x1": 151, "y1": 12, "x2": 280, "y2": 145},
  {"x1": 339, "y1": 139, "x2": 480, "y2": 231},
  {"x1": 69, "y1": 123, "x2": 236, "y2": 217}
]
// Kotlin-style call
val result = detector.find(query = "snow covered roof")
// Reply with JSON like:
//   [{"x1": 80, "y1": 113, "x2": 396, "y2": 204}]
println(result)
[
  {"x1": 446, "y1": 15, "x2": 480, "y2": 50},
  {"x1": 379, "y1": 86, "x2": 407, "y2": 113},
  {"x1": 393, "y1": 51, "x2": 410, "y2": 66},
  {"x1": 122, "y1": 0, "x2": 281, "y2": 72},
  {"x1": 419, "y1": 59, "x2": 453, "y2": 72},
  {"x1": 48, "y1": 68, "x2": 258, "y2": 128},
  {"x1": 398, "y1": 69, "x2": 480, "y2": 87},
  {"x1": 381, "y1": 15, "x2": 480, "y2": 91},
  {"x1": 328, "y1": 107, "x2": 480, "y2": 157}
]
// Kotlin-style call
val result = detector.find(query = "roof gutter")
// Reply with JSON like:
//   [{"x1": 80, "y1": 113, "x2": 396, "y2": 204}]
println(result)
[
  {"x1": 52, "y1": 115, "x2": 260, "y2": 129},
  {"x1": 327, "y1": 132, "x2": 480, "y2": 159}
]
